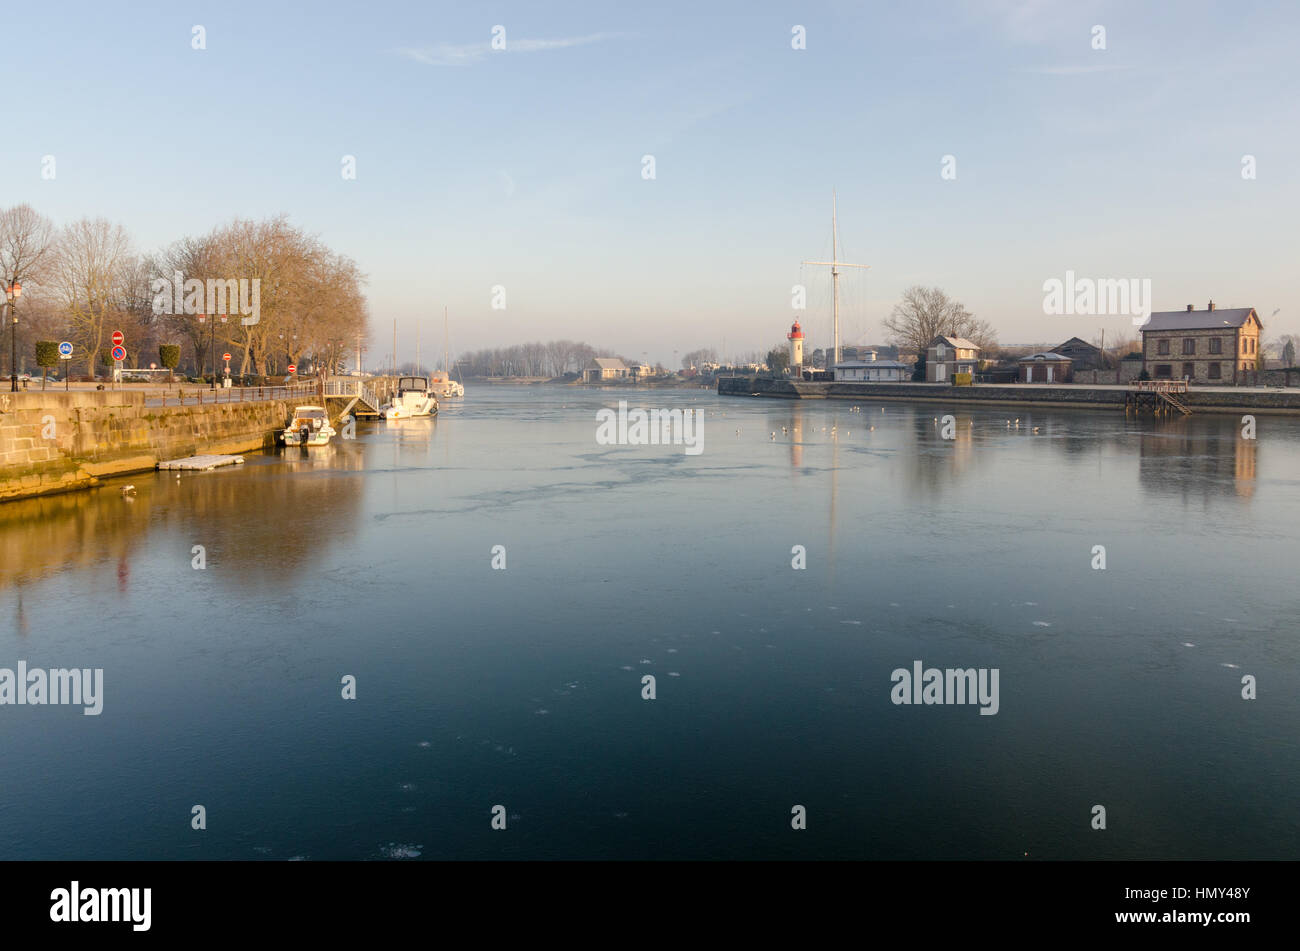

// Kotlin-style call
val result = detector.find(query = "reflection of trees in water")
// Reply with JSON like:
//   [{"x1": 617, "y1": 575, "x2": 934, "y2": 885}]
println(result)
[
  {"x1": 0, "y1": 489, "x2": 151, "y2": 589},
  {"x1": 1138, "y1": 417, "x2": 1257, "y2": 500},
  {"x1": 899, "y1": 406, "x2": 978, "y2": 497},
  {"x1": 0, "y1": 443, "x2": 368, "y2": 593}
]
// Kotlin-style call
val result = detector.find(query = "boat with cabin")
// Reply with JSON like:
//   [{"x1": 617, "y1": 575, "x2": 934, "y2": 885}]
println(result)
[
  {"x1": 381, "y1": 376, "x2": 438, "y2": 419},
  {"x1": 429, "y1": 371, "x2": 464, "y2": 399},
  {"x1": 282, "y1": 406, "x2": 336, "y2": 446}
]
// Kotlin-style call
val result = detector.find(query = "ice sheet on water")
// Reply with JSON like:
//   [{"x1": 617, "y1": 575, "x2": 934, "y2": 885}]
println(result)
[{"x1": 380, "y1": 843, "x2": 423, "y2": 859}]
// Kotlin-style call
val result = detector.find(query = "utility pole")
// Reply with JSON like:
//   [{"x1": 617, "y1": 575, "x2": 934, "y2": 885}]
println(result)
[{"x1": 803, "y1": 190, "x2": 869, "y2": 368}]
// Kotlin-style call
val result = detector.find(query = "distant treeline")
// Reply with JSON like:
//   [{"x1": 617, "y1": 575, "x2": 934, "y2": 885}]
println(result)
[{"x1": 457, "y1": 340, "x2": 612, "y2": 378}]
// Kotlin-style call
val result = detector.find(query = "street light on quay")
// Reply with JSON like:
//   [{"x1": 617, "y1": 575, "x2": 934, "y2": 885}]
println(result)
[
  {"x1": 279, "y1": 332, "x2": 297, "y2": 375},
  {"x1": 6, "y1": 282, "x2": 22, "y2": 392}
]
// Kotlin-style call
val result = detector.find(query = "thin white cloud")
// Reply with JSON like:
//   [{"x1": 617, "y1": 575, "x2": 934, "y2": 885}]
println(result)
[
  {"x1": 1018, "y1": 64, "x2": 1136, "y2": 75},
  {"x1": 398, "y1": 33, "x2": 617, "y2": 67}
]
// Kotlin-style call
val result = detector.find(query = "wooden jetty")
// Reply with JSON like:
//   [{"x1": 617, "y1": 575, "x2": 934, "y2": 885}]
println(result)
[{"x1": 1126, "y1": 379, "x2": 1191, "y2": 416}]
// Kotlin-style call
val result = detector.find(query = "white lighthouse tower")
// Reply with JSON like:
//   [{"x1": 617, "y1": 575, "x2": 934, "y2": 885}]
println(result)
[{"x1": 787, "y1": 319, "x2": 805, "y2": 374}]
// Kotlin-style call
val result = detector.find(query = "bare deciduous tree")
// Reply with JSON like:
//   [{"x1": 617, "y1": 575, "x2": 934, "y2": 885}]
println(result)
[
  {"x1": 0, "y1": 205, "x2": 57, "y2": 378},
  {"x1": 883, "y1": 286, "x2": 997, "y2": 358},
  {"x1": 51, "y1": 218, "x2": 135, "y2": 378}
]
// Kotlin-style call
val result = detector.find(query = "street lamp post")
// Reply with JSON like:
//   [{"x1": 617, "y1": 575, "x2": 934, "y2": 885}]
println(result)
[{"x1": 6, "y1": 282, "x2": 21, "y2": 392}]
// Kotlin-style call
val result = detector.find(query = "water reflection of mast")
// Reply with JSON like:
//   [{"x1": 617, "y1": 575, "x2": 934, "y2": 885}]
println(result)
[{"x1": 828, "y1": 412, "x2": 838, "y2": 592}]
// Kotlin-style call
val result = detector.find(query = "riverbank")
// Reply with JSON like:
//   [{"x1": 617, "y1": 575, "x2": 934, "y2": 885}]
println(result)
[
  {"x1": 0, "y1": 390, "x2": 296, "y2": 502},
  {"x1": 717, "y1": 376, "x2": 1300, "y2": 414}
]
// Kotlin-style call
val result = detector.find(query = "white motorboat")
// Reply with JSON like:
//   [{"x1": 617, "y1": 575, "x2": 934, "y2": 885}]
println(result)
[
  {"x1": 381, "y1": 376, "x2": 438, "y2": 420},
  {"x1": 282, "y1": 406, "x2": 336, "y2": 446},
  {"x1": 429, "y1": 371, "x2": 464, "y2": 399}
]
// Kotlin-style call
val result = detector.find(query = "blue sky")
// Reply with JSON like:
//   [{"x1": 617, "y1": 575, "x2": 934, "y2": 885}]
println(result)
[{"x1": 4, "y1": 0, "x2": 1298, "y2": 365}]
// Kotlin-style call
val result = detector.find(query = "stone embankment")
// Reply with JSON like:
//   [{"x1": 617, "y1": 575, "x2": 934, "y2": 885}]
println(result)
[{"x1": 0, "y1": 390, "x2": 295, "y2": 501}]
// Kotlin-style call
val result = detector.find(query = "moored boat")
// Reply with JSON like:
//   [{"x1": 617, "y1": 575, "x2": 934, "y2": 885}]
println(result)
[
  {"x1": 429, "y1": 371, "x2": 464, "y2": 399},
  {"x1": 381, "y1": 376, "x2": 438, "y2": 419},
  {"x1": 282, "y1": 406, "x2": 336, "y2": 446}
]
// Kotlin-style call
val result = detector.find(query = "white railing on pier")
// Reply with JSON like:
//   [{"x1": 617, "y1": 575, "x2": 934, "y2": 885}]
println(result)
[{"x1": 321, "y1": 378, "x2": 383, "y2": 411}]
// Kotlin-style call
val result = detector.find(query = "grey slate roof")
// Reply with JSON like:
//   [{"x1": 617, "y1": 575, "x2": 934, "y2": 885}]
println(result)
[
  {"x1": 589, "y1": 357, "x2": 628, "y2": 370},
  {"x1": 1019, "y1": 352, "x2": 1073, "y2": 362},
  {"x1": 1141, "y1": 308, "x2": 1256, "y2": 332},
  {"x1": 833, "y1": 361, "x2": 911, "y2": 370},
  {"x1": 930, "y1": 335, "x2": 980, "y2": 350}
]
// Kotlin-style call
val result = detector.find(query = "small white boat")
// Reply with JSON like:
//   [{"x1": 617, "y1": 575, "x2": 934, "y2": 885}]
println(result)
[
  {"x1": 282, "y1": 406, "x2": 336, "y2": 446},
  {"x1": 429, "y1": 371, "x2": 464, "y2": 399},
  {"x1": 381, "y1": 376, "x2": 439, "y2": 419}
]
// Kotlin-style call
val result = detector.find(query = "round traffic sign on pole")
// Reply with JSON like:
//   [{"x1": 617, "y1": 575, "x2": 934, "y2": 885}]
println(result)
[
  {"x1": 111, "y1": 330, "x2": 124, "y2": 347},
  {"x1": 223, "y1": 353, "x2": 231, "y2": 362},
  {"x1": 287, "y1": 364, "x2": 297, "y2": 373},
  {"x1": 58, "y1": 341, "x2": 73, "y2": 358},
  {"x1": 111, "y1": 345, "x2": 127, "y2": 362}
]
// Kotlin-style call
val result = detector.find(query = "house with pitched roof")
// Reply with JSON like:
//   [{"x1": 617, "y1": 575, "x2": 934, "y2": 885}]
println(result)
[
  {"x1": 1051, "y1": 336, "x2": 1107, "y2": 370},
  {"x1": 1140, "y1": 302, "x2": 1262, "y2": 385},
  {"x1": 583, "y1": 357, "x2": 629, "y2": 383},
  {"x1": 925, "y1": 335, "x2": 980, "y2": 382}
]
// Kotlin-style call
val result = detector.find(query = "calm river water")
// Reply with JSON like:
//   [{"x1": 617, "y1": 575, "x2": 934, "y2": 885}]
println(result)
[{"x1": 1, "y1": 385, "x2": 1297, "y2": 859}]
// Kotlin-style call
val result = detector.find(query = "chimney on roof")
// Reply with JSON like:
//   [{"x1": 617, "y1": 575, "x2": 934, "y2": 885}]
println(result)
[
  {"x1": 1208, "y1": 300, "x2": 1215, "y2": 311},
  {"x1": 1186, "y1": 304, "x2": 1194, "y2": 311}
]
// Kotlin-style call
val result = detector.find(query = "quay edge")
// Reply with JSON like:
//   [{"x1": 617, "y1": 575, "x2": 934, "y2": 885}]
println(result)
[
  {"x1": 717, "y1": 376, "x2": 1300, "y2": 415},
  {"x1": 0, "y1": 391, "x2": 300, "y2": 503}
]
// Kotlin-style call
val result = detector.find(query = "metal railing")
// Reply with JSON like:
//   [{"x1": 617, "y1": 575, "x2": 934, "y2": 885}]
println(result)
[
  {"x1": 145, "y1": 382, "x2": 321, "y2": 407},
  {"x1": 1131, "y1": 379, "x2": 1189, "y2": 393},
  {"x1": 322, "y1": 377, "x2": 385, "y2": 410}
]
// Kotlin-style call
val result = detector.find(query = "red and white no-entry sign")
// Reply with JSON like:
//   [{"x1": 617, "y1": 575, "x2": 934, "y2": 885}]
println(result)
[
  {"x1": 223, "y1": 353, "x2": 231, "y2": 361},
  {"x1": 287, "y1": 364, "x2": 297, "y2": 373},
  {"x1": 111, "y1": 330, "x2": 124, "y2": 346}
]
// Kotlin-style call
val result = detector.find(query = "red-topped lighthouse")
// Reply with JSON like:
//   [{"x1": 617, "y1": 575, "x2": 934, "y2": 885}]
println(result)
[{"x1": 787, "y1": 319, "x2": 805, "y2": 371}]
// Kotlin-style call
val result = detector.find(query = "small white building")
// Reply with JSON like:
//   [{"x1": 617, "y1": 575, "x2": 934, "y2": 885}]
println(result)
[{"x1": 832, "y1": 360, "x2": 911, "y2": 382}]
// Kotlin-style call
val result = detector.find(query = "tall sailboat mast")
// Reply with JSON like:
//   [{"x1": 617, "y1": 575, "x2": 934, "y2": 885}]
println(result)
[
  {"x1": 803, "y1": 190, "x2": 869, "y2": 368},
  {"x1": 444, "y1": 306, "x2": 450, "y2": 374}
]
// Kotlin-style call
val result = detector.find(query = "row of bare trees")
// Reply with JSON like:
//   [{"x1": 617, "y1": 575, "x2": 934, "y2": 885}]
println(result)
[
  {"x1": 0, "y1": 204, "x2": 368, "y2": 381},
  {"x1": 456, "y1": 340, "x2": 605, "y2": 378}
]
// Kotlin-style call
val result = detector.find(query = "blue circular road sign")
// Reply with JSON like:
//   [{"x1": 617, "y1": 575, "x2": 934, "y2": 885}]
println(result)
[{"x1": 58, "y1": 341, "x2": 73, "y2": 357}]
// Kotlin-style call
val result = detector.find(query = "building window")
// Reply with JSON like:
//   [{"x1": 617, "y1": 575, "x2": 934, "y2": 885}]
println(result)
[
  {"x1": 1157, "y1": 339, "x2": 1170, "y2": 355},
  {"x1": 1154, "y1": 364, "x2": 1172, "y2": 378},
  {"x1": 1209, "y1": 338, "x2": 1222, "y2": 354},
  {"x1": 1183, "y1": 338, "x2": 1195, "y2": 355},
  {"x1": 1208, "y1": 362, "x2": 1221, "y2": 380},
  {"x1": 1182, "y1": 363, "x2": 1194, "y2": 379},
  {"x1": 1251, "y1": 338, "x2": 1257, "y2": 354}
]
